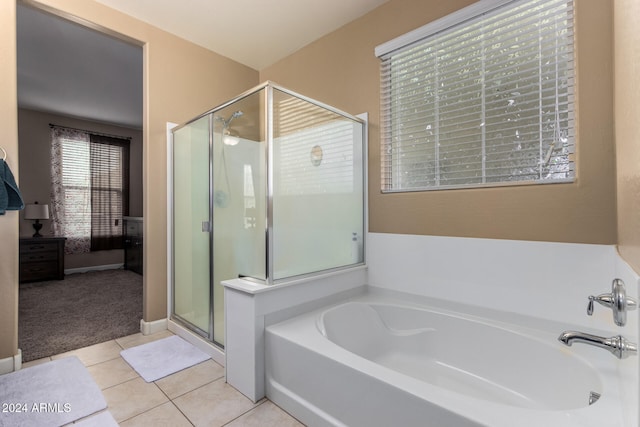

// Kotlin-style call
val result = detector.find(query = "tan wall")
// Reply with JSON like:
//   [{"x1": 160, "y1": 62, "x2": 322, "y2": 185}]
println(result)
[
  {"x1": 0, "y1": 0, "x2": 258, "y2": 359},
  {"x1": 614, "y1": 0, "x2": 640, "y2": 273},
  {"x1": 17, "y1": 108, "x2": 144, "y2": 269},
  {"x1": 0, "y1": 1, "x2": 20, "y2": 361},
  {"x1": 261, "y1": 0, "x2": 617, "y2": 245}
]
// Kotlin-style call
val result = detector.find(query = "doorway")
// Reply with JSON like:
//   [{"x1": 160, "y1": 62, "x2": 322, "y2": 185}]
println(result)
[{"x1": 16, "y1": 2, "x2": 144, "y2": 361}]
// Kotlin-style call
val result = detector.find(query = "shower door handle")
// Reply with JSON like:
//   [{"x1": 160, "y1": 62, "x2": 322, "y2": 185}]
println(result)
[{"x1": 202, "y1": 221, "x2": 211, "y2": 232}]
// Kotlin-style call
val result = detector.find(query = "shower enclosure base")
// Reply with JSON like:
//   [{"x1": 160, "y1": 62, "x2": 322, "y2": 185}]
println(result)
[{"x1": 168, "y1": 319, "x2": 225, "y2": 366}]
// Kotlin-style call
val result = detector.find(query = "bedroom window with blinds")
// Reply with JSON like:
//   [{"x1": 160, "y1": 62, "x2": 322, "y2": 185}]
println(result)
[
  {"x1": 376, "y1": 0, "x2": 575, "y2": 192},
  {"x1": 50, "y1": 126, "x2": 129, "y2": 253}
]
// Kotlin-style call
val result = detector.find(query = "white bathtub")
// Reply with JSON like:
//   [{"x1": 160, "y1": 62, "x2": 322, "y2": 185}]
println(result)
[{"x1": 265, "y1": 290, "x2": 637, "y2": 426}]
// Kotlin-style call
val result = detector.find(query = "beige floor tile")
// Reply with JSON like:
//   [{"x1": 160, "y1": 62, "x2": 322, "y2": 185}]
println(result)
[
  {"x1": 173, "y1": 378, "x2": 258, "y2": 426},
  {"x1": 87, "y1": 357, "x2": 139, "y2": 390},
  {"x1": 115, "y1": 330, "x2": 174, "y2": 350},
  {"x1": 225, "y1": 400, "x2": 305, "y2": 427},
  {"x1": 155, "y1": 359, "x2": 224, "y2": 399},
  {"x1": 21, "y1": 357, "x2": 51, "y2": 369},
  {"x1": 38, "y1": 333, "x2": 303, "y2": 427},
  {"x1": 51, "y1": 340, "x2": 122, "y2": 366},
  {"x1": 119, "y1": 401, "x2": 192, "y2": 427},
  {"x1": 72, "y1": 409, "x2": 119, "y2": 425},
  {"x1": 103, "y1": 377, "x2": 169, "y2": 422}
]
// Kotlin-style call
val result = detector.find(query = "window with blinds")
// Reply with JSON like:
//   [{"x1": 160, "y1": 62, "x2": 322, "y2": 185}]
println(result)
[
  {"x1": 377, "y1": 0, "x2": 575, "y2": 192},
  {"x1": 52, "y1": 127, "x2": 129, "y2": 252}
]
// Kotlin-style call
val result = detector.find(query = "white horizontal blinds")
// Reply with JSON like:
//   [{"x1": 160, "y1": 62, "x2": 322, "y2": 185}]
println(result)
[
  {"x1": 379, "y1": 0, "x2": 575, "y2": 191},
  {"x1": 60, "y1": 136, "x2": 91, "y2": 238},
  {"x1": 274, "y1": 91, "x2": 355, "y2": 195}
]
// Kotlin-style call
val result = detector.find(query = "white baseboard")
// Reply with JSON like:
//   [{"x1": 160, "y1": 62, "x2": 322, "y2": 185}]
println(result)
[
  {"x1": 140, "y1": 318, "x2": 168, "y2": 335},
  {"x1": 0, "y1": 349, "x2": 22, "y2": 374},
  {"x1": 65, "y1": 263, "x2": 124, "y2": 275}
]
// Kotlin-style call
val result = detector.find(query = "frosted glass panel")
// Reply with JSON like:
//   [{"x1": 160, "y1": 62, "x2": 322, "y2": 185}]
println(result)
[
  {"x1": 272, "y1": 88, "x2": 365, "y2": 280},
  {"x1": 172, "y1": 116, "x2": 211, "y2": 335}
]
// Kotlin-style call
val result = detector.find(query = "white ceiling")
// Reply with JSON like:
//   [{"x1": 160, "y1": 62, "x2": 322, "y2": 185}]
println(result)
[{"x1": 17, "y1": 0, "x2": 388, "y2": 130}]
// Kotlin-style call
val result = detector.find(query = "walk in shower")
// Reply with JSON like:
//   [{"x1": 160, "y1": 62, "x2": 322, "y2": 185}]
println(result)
[{"x1": 171, "y1": 82, "x2": 366, "y2": 346}]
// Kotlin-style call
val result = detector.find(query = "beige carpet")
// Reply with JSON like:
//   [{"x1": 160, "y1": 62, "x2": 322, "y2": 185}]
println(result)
[{"x1": 19, "y1": 269, "x2": 142, "y2": 362}]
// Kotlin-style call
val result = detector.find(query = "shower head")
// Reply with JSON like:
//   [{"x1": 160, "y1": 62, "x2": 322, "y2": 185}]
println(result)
[
  {"x1": 216, "y1": 110, "x2": 244, "y2": 128},
  {"x1": 214, "y1": 110, "x2": 244, "y2": 145}
]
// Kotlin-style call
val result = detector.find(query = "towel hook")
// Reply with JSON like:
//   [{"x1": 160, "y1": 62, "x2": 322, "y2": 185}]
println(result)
[{"x1": 1, "y1": 147, "x2": 6, "y2": 161}]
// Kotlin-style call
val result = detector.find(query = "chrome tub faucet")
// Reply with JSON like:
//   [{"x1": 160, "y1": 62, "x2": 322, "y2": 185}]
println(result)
[
  {"x1": 558, "y1": 279, "x2": 638, "y2": 359},
  {"x1": 558, "y1": 331, "x2": 638, "y2": 359}
]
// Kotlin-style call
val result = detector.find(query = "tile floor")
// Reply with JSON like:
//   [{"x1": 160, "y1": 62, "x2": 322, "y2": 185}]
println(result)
[{"x1": 23, "y1": 330, "x2": 304, "y2": 426}]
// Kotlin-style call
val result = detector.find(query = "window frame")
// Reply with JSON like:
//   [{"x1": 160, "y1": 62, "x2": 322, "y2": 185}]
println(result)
[
  {"x1": 376, "y1": 0, "x2": 576, "y2": 193},
  {"x1": 50, "y1": 126, "x2": 130, "y2": 253}
]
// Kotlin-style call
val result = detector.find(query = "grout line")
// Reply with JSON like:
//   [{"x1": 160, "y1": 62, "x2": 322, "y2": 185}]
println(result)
[
  {"x1": 68, "y1": 408, "x2": 111, "y2": 426},
  {"x1": 100, "y1": 375, "x2": 141, "y2": 392},
  {"x1": 154, "y1": 370, "x2": 225, "y2": 401},
  {"x1": 221, "y1": 399, "x2": 267, "y2": 426},
  {"x1": 114, "y1": 339, "x2": 126, "y2": 351},
  {"x1": 117, "y1": 400, "x2": 176, "y2": 425},
  {"x1": 168, "y1": 375, "x2": 227, "y2": 400},
  {"x1": 150, "y1": 367, "x2": 209, "y2": 427},
  {"x1": 84, "y1": 354, "x2": 122, "y2": 367},
  {"x1": 108, "y1": 379, "x2": 171, "y2": 424},
  {"x1": 159, "y1": 377, "x2": 225, "y2": 401},
  {"x1": 169, "y1": 400, "x2": 196, "y2": 427}
]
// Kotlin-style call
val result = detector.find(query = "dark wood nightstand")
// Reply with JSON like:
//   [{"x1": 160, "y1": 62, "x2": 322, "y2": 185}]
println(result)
[
  {"x1": 124, "y1": 217, "x2": 143, "y2": 275},
  {"x1": 19, "y1": 237, "x2": 66, "y2": 283}
]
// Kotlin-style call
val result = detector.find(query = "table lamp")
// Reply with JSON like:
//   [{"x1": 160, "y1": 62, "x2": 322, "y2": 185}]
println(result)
[{"x1": 24, "y1": 201, "x2": 50, "y2": 238}]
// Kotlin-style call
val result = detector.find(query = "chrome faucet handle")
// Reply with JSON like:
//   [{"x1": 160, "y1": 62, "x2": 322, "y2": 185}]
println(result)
[
  {"x1": 587, "y1": 294, "x2": 613, "y2": 315},
  {"x1": 587, "y1": 295, "x2": 595, "y2": 315},
  {"x1": 587, "y1": 279, "x2": 637, "y2": 326}
]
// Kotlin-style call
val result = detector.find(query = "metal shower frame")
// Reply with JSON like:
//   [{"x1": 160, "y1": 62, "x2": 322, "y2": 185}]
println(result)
[{"x1": 170, "y1": 81, "x2": 367, "y2": 344}]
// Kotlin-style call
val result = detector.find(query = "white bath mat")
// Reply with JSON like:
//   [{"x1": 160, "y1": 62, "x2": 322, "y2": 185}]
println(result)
[
  {"x1": 120, "y1": 335, "x2": 210, "y2": 382},
  {"x1": 0, "y1": 356, "x2": 107, "y2": 427}
]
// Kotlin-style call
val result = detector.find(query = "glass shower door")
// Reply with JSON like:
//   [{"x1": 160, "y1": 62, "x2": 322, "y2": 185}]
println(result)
[
  {"x1": 172, "y1": 115, "x2": 212, "y2": 338},
  {"x1": 211, "y1": 92, "x2": 266, "y2": 346}
]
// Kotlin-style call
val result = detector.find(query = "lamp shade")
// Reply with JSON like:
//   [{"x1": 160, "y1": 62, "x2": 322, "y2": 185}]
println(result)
[{"x1": 24, "y1": 203, "x2": 50, "y2": 220}]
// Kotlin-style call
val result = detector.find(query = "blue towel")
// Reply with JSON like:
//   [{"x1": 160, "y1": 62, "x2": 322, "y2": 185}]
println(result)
[{"x1": 0, "y1": 159, "x2": 24, "y2": 215}]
